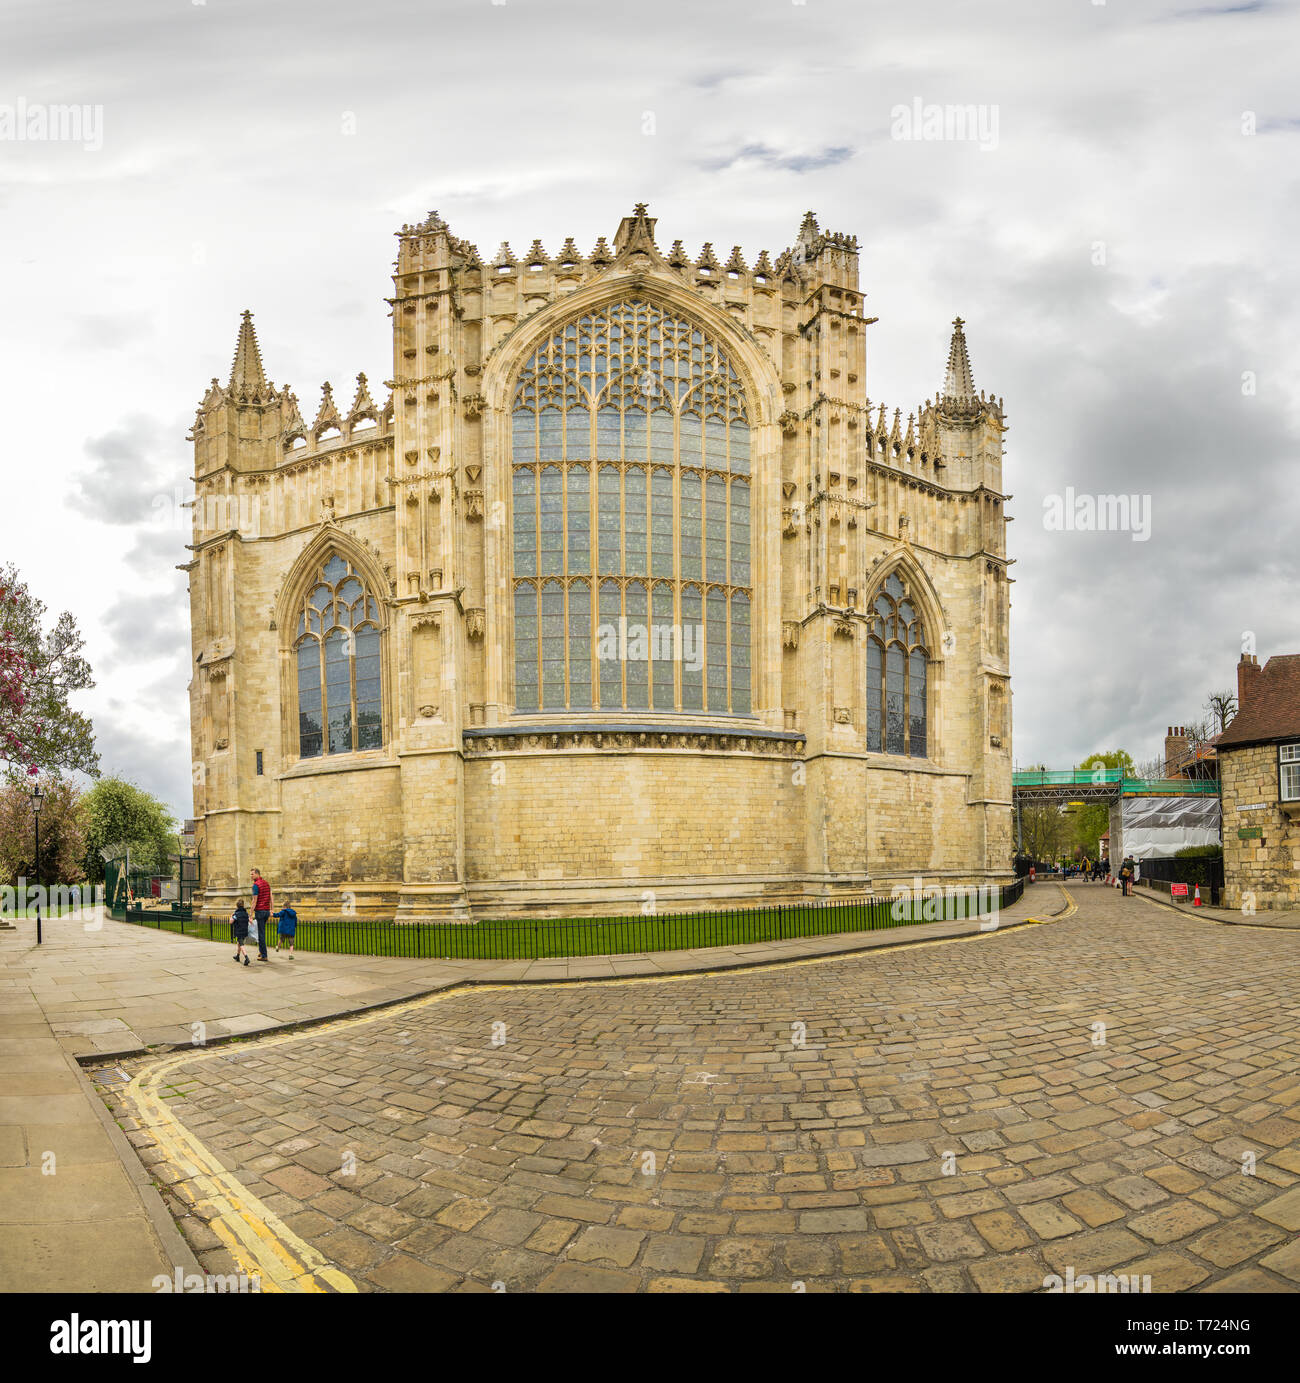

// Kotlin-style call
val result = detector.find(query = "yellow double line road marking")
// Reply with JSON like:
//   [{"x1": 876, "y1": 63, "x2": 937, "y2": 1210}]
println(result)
[
  {"x1": 120, "y1": 884, "x2": 1073, "y2": 1290},
  {"x1": 127, "y1": 1048, "x2": 360, "y2": 1293}
]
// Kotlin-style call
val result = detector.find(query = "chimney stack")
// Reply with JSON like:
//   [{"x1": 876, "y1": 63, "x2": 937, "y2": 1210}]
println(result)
[
  {"x1": 1238, "y1": 653, "x2": 1261, "y2": 710},
  {"x1": 1164, "y1": 726, "x2": 1189, "y2": 777}
]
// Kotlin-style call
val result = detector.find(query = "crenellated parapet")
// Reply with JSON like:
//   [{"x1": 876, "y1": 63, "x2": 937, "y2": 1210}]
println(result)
[
  {"x1": 388, "y1": 203, "x2": 870, "y2": 375},
  {"x1": 191, "y1": 309, "x2": 395, "y2": 478}
]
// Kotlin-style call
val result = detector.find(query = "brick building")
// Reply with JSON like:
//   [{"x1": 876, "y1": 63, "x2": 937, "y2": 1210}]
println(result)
[{"x1": 185, "y1": 206, "x2": 1014, "y2": 919}]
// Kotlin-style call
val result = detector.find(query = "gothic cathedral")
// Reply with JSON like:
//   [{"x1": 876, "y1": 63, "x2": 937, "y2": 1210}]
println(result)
[{"x1": 186, "y1": 206, "x2": 1013, "y2": 919}]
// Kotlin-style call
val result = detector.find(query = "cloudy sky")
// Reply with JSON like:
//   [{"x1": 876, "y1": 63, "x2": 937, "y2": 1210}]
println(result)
[{"x1": 2, "y1": 0, "x2": 1297, "y2": 820}]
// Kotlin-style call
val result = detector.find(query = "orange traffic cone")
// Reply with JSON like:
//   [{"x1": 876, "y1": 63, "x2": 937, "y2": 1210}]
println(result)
[{"x1": 1193, "y1": 886, "x2": 1202, "y2": 908}]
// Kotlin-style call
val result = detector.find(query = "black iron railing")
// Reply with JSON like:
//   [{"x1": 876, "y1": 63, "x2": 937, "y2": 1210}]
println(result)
[
  {"x1": 1134, "y1": 856, "x2": 1224, "y2": 906},
  {"x1": 110, "y1": 877, "x2": 1025, "y2": 961}
]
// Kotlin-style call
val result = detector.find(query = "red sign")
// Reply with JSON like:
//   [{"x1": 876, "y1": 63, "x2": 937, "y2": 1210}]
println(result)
[{"x1": 1170, "y1": 883, "x2": 1189, "y2": 898}]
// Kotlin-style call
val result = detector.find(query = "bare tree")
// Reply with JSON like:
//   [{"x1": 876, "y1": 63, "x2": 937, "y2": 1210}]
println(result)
[{"x1": 1205, "y1": 691, "x2": 1237, "y2": 734}]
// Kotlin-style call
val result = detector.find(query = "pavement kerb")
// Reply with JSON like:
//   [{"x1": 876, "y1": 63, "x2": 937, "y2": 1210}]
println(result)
[
  {"x1": 1127, "y1": 884, "x2": 1300, "y2": 931},
  {"x1": 77, "y1": 885, "x2": 1074, "y2": 1068},
  {"x1": 74, "y1": 1060, "x2": 204, "y2": 1284},
  {"x1": 71, "y1": 991, "x2": 466, "y2": 1067}
]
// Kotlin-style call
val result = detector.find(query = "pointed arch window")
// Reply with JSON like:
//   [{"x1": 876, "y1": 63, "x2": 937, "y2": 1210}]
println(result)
[
  {"x1": 866, "y1": 572, "x2": 928, "y2": 758},
  {"x1": 294, "y1": 553, "x2": 383, "y2": 758},
  {"x1": 511, "y1": 300, "x2": 752, "y2": 714}
]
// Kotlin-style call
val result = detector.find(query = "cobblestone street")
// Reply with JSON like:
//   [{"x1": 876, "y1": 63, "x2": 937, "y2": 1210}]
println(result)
[{"x1": 98, "y1": 885, "x2": 1300, "y2": 1292}]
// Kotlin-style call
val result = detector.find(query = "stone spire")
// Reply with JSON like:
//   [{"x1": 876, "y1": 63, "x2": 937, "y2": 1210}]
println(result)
[
  {"x1": 941, "y1": 316, "x2": 977, "y2": 411},
  {"x1": 614, "y1": 202, "x2": 659, "y2": 258},
  {"x1": 229, "y1": 310, "x2": 267, "y2": 393},
  {"x1": 793, "y1": 210, "x2": 819, "y2": 265}
]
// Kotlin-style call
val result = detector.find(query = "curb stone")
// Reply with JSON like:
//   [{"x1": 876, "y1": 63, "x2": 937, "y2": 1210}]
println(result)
[
  {"x1": 78, "y1": 888, "x2": 1070, "y2": 1067},
  {"x1": 75, "y1": 1062, "x2": 205, "y2": 1285}
]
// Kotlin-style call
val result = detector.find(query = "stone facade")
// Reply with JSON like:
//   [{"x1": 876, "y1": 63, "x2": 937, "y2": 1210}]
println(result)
[
  {"x1": 185, "y1": 205, "x2": 1014, "y2": 919},
  {"x1": 1219, "y1": 744, "x2": 1300, "y2": 910}
]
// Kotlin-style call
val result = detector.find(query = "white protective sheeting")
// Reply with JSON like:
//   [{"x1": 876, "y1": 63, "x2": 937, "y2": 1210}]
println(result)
[{"x1": 1122, "y1": 795, "x2": 1221, "y2": 859}]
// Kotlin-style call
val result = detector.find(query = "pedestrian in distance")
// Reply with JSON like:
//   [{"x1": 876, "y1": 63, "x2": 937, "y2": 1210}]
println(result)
[
  {"x1": 231, "y1": 899, "x2": 251, "y2": 966},
  {"x1": 251, "y1": 868, "x2": 272, "y2": 962},
  {"x1": 1120, "y1": 855, "x2": 1135, "y2": 896},
  {"x1": 274, "y1": 902, "x2": 298, "y2": 958}
]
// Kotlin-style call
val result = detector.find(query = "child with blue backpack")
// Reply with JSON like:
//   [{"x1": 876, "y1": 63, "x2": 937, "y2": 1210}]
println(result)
[{"x1": 274, "y1": 903, "x2": 298, "y2": 958}]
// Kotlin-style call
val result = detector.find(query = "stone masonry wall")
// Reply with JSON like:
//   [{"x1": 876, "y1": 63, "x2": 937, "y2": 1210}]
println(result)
[
  {"x1": 1221, "y1": 745, "x2": 1300, "y2": 910},
  {"x1": 462, "y1": 748, "x2": 805, "y2": 913}
]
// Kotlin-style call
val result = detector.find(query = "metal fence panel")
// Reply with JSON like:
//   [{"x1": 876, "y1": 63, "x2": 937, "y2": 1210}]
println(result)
[{"x1": 108, "y1": 877, "x2": 1025, "y2": 960}]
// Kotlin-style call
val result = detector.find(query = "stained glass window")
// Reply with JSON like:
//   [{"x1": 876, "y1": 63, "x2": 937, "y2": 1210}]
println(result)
[
  {"x1": 294, "y1": 555, "x2": 384, "y2": 758},
  {"x1": 866, "y1": 572, "x2": 929, "y2": 758},
  {"x1": 512, "y1": 301, "x2": 752, "y2": 713}
]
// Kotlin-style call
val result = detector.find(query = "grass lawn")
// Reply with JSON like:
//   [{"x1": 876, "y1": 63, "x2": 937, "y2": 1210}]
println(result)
[{"x1": 113, "y1": 887, "x2": 1013, "y2": 961}]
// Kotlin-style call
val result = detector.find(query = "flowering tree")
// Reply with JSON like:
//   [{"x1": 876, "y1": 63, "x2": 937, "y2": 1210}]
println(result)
[
  {"x1": 0, "y1": 563, "x2": 98, "y2": 778},
  {"x1": 0, "y1": 775, "x2": 87, "y2": 886}
]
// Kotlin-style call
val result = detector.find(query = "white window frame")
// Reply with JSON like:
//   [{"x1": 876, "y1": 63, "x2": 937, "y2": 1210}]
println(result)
[{"x1": 1279, "y1": 742, "x2": 1300, "y2": 803}]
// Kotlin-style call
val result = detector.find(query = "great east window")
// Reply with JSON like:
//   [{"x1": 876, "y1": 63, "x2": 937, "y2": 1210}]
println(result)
[
  {"x1": 866, "y1": 572, "x2": 929, "y2": 757},
  {"x1": 511, "y1": 300, "x2": 752, "y2": 715},
  {"x1": 294, "y1": 554, "x2": 383, "y2": 757}
]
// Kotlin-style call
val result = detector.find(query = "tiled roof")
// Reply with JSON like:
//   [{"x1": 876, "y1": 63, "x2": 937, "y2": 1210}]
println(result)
[{"x1": 1217, "y1": 654, "x2": 1300, "y2": 749}]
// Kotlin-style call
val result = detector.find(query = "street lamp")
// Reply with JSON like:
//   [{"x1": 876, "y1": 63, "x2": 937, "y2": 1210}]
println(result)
[{"x1": 31, "y1": 782, "x2": 42, "y2": 946}]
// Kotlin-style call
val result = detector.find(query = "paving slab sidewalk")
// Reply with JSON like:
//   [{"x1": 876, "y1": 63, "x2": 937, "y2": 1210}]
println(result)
[
  {"x1": 0, "y1": 885, "x2": 1062, "y2": 1291},
  {"x1": 3, "y1": 886, "x2": 1061, "y2": 1062},
  {"x1": 1129, "y1": 883, "x2": 1300, "y2": 929},
  {"x1": 0, "y1": 980, "x2": 200, "y2": 1292}
]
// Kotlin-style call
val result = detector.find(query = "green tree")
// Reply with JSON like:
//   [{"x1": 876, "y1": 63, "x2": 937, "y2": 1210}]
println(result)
[
  {"x1": 0, "y1": 774, "x2": 86, "y2": 886},
  {"x1": 0, "y1": 563, "x2": 98, "y2": 777},
  {"x1": 1069, "y1": 750, "x2": 1134, "y2": 859},
  {"x1": 1078, "y1": 749, "x2": 1135, "y2": 777},
  {"x1": 81, "y1": 777, "x2": 176, "y2": 880},
  {"x1": 1020, "y1": 801, "x2": 1069, "y2": 862}
]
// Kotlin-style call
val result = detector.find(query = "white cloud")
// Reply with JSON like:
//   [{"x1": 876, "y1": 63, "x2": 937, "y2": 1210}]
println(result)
[{"x1": 3, "y1": 0, "x2": 1297, "y2": 820}]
